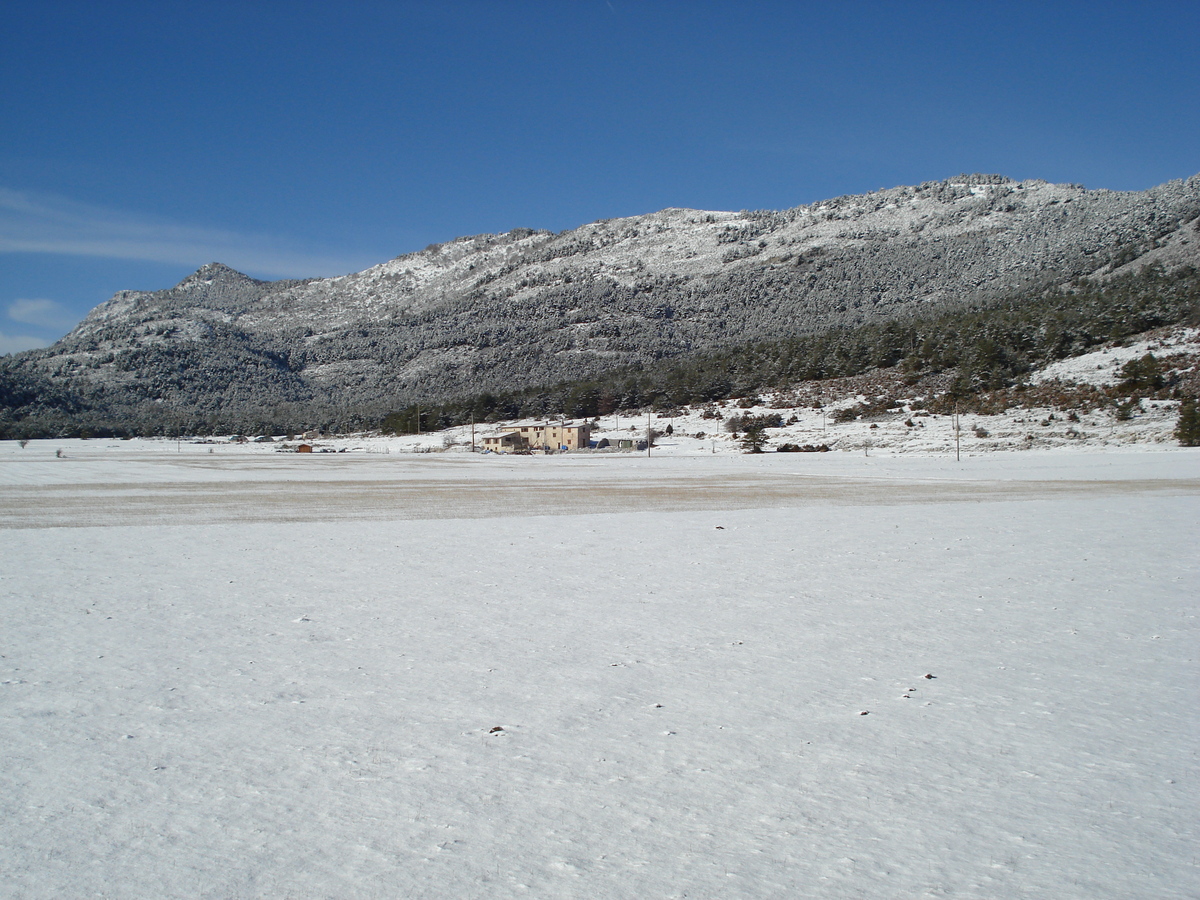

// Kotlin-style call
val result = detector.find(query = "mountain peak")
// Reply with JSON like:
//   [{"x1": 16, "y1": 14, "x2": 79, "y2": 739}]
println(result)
[
  {"x1": 176, "y1": 262, "x2": 256, "y2": 289},
  {"x1": 944, "y1": 173, "x2": 1014, "y2": 186}
]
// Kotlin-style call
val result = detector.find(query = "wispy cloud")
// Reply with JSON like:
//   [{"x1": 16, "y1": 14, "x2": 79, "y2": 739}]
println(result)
[
  {"x1": 7, "y1": 297, "x2": 76, "y2": 330},
  {"x1": 0, "y1": 329, "x2": 48, "y2": 355},
  {"x1": 0, "y1": 187, "x2": 371, "y2": 278}
]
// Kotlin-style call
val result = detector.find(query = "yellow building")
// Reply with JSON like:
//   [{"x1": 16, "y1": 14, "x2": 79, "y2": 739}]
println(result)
[
  {"x1": 481, "y1": 422, "x2": 591, "y2": 453},
  {"x1": 481, "y1": 432, "x2": 524, "y2": 453}
]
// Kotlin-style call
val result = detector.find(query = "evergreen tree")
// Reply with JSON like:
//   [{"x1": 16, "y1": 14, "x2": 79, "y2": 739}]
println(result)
[
  {"x1": 741, "y1": 425, "x2": 768, "y2": 453},
  {"x1": 1175, "y1": 397, "x2": 1200, "y2": 446}
]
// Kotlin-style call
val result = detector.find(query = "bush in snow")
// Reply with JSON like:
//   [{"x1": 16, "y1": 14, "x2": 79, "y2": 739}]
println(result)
[{"x1": 725, "y1": 412, "x2": 783, "y2": 433}]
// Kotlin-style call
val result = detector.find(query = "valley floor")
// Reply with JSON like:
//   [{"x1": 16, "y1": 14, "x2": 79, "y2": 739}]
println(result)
[{"x1": 1, "y1": 445, "x2": 1197, "y2": 898}]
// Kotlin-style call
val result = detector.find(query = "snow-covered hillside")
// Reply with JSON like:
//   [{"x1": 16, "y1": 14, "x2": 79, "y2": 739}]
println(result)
[
  {"x1": 4, "y1": 173, "x2": 1198, "y2": 436},
  {"x1": 1032, "y1": 327, "x2": 1199, "y2": 387}
]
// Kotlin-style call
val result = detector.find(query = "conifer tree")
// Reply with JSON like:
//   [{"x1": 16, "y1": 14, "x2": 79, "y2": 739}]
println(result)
[
  {"x1": 741, "y1": 425, "x2": 768, "y2": 453},
  {"x1": 1175, "y1": 397, "x2": 1200, "y2": 446}
]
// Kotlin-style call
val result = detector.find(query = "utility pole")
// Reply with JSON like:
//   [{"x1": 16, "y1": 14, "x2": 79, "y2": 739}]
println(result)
[
  {"x1": 646, "y1": 411, "x2": 652, "y2": 457},
  {"x1": 470, "y1": 416, "x2": 475, "y2": 453},
  {"x1": 954, "y1": 402, "x2": 961, "y2": 462}
]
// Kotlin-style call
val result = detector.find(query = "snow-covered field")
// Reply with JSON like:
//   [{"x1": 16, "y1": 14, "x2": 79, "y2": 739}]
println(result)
[{"x1": 2, "y1": 442, "x2": 1198, "y2": 899}]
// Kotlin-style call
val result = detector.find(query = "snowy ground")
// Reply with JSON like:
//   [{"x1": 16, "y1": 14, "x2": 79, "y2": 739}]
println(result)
[
  {"x1": 2, "y1": 443, "x2": 1198, "y2": 899},
  {"x1": 336, "y1": 394, "x2": 1176, "y2": 457}
]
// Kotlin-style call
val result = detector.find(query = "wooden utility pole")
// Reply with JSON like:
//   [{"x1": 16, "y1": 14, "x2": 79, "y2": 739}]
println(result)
[
  {"x1": 646, "y1": 411, "x2": 652, "y2": 457},
  {"x1": 954, "y1": 402, "x2": 961, "y2": 462}
]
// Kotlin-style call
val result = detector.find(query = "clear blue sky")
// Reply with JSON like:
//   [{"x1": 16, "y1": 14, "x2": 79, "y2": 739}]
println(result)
[{"x1": 3, "y1": 0, "x2": 1198, "y2": 351}]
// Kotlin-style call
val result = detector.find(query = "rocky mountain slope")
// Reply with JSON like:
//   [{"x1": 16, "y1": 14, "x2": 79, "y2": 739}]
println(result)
[{"x1": 4, "y1": 173, "x2": 1200, "y2": 435}]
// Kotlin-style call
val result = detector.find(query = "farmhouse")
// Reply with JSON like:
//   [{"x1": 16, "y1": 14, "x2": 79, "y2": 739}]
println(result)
[
  {"x1": 481, "y1": 422, "x2": 591, "y2": 453},
  {"x1": 480, "y1": 432, "x2": 525, "y2": 453}
]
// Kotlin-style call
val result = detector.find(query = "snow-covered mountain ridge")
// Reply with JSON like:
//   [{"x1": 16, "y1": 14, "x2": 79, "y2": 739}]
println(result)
[
  {"x1": 76, "y1": 174, "x2": 1200, "y2": 335},
  {"x1": 4, "y1": 173, "x2": 1200, "y2": 434}
]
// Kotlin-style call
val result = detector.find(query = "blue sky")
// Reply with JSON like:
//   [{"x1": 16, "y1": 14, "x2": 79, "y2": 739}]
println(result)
[{"x1": 3, "y1": 0, "x2": 1198, "y2": 352}]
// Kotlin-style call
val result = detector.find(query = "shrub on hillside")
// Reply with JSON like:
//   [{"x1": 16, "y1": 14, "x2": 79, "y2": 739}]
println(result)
[
  {"x1": 833, "y1": 396, "x2": 900, "y2": 422},
  {"x1": 1117, "y1": 353, "x2": 1165, "y2": 393},
  {"x1": 1114, "y1": 398, "x2": 1139, "y2": 421}
]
